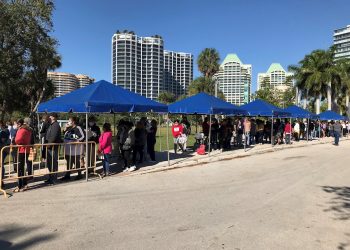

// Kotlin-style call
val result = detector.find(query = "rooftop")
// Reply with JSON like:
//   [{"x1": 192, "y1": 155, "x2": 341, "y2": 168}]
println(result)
[
  {"x1": 266, "y1": 63, "x2": 286, "y2": 74},
  {"x1": 221, "y1": 54, "x2": 242, "y2": 66}
]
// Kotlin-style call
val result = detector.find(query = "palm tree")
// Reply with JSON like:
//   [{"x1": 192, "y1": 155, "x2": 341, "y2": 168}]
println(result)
[
  {"x1": 197, "y1": 48, "x2": 220, "y2": 78},
  {"x1": 333, "y1": 58, "x2": 350, "y2": 114},
  {"x1": 289, "y1": 49, "x2": 335, "y2": 114}
]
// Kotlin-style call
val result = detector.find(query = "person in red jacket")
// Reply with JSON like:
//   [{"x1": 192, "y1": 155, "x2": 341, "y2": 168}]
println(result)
[
  {"x1": 14, "y1": 119, "x2": 32, "y2": 192},
  {"x1": 284, "y1": 120, "x2": 293, "y2": 145},
  {"x1": 172, "y1": 119, "x2": 184, "y2": 154}
]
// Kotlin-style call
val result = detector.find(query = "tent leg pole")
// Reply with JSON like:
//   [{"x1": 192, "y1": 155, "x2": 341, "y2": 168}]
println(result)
[
  {"x1": 85, "y1": 113, "x2": 89, "y2": 182},
  {"x1": 307, "y1": 118, "x2": 309, "y2": 142},
  {"x1": 243, "y1": 118, "x2": 246, "y2": 152},
  {"x1": 290, "y1": 117, "x2": 292, "y2": 146},
  {"x1": 271, "y1": 115, "x2": 274, "y2": 147},
  {"x1": 208, "y1": 115, "x2": 212, "y2": 156},
  {"x1": 113, "y1": 114, "x2": 116, "y2": 136},
  {"x1": 159, "y1": 114, "x2": 162, "y2": 152},
  {"x1": 37, "y1": 112, "x2": 41, "y2": 141},
  {"x1": 167, "y1": 114, "x2": 170, "y2": 166}
]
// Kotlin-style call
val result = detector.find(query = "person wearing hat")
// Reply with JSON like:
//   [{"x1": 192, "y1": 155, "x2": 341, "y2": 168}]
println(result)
[
  {"x1": 23, "y1": 117, "x2": 35, "y2": 181},
  {"x1": 44, "y1": 113, "x2": 61, "y2": 185}
]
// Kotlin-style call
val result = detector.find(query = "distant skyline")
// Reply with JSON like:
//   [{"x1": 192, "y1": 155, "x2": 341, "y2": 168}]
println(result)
[{"x1": 52, "y1": 0, "x2": 350, "y2": 92}]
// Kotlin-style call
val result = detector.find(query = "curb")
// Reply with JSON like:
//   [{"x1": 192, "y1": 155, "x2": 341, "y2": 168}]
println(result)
[{"x1": 126, "y1": 138, "x2": 348, "y2": 177}]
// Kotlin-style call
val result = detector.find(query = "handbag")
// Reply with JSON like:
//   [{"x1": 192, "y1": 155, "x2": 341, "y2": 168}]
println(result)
[{"x1": 28, "y1": 147, "x2": 37, "y2": 161}]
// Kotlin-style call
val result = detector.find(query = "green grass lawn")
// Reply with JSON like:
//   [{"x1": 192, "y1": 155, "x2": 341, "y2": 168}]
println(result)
[{"x1": 154, "y1": 126, "x2": 198, "y2": 151}]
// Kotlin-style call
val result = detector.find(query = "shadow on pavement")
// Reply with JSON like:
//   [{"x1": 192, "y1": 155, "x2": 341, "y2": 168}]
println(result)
[
  {"x1": 0, "y1": 224, "x2": 57, "y2": 249},
  {"x1": 322, "y1": 186, "x2": 350, "y2": 220}
]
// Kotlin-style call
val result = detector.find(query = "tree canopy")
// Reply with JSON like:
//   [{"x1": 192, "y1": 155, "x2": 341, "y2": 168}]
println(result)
[
  {"x1": 0, "y1": 0, "x2": 61, "y2": 120},
  {"x1": 197, "y1": 48, "x2": 220, "y2": 78}
]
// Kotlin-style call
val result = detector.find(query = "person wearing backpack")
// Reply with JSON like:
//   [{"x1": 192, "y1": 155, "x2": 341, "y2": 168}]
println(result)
[
  {"x1": 172, "y1": 119, "x2": 184, "y2": 154},
  {"x1": 120, "y1": 121, "x2": 135, "y2": 172}
]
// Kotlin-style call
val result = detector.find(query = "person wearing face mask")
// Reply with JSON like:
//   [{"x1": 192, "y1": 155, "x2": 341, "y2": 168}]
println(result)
[
  {"x1": 13, "y1": 119, "x2": 32, "y2": 192},
  {"x1": 62, "y1": 116, "x2": 85, "y2": 181},
  {"x1": 87, "y1": 116, "x2": 100, "y2": 171},
  {"x1": 44, "y1": 113, "x2": 61, "y2": 185},
  {"x1": 39, "y1": 115, "x2": 50, "y2": 161}
]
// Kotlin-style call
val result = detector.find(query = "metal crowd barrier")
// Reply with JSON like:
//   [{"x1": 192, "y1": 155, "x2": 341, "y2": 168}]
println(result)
[{"x1": 0, "y1": 141, "x2": 97, "y2": 198}]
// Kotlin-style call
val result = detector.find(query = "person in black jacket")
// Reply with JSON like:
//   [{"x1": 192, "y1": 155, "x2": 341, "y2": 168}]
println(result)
[
  {"x1": 44, "y1": 113, "x2": 61, "y2": 185},
  {"x1": 62, "y1": 116, "x2": 85, "y2": 180},
  {"x1": 87, "y1": 116, "x2": 101, "y2": 170},
  {"x1": 147, "y1": 119, "x2": 157, "y2": 162},
  {"x1": 40, "y1": 114, "x2": 50, "y2": 160}
]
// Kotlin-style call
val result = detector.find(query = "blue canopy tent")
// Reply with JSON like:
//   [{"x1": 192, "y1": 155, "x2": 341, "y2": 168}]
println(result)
[
  {"x1": 168, "y1": 93, "x2": 248, "y2": 154},
  {"x1": 319, "y1": 110, "x2": 347, "y2": 121},
  {"x1": 284, "y1": 105, "x2": 319, "y2": 141},
  {"x1": 241, "y1": 99, "x2": 291, "y2": 146},
  {"x1": 240, "y1": 99, "x2": 291, "y2": 117},
  {"x1": 38, "y1": 80, "x2": 168, "y2": 178},
  {"x1": 168, "y1": 92, "x2": 248, "y2": 115},
  {"x1": 38, "y1": 80, "x2": 168, "y2": 113},
  {"x1": 283, "y1": 105, "x2": 319, "y2": 119}
]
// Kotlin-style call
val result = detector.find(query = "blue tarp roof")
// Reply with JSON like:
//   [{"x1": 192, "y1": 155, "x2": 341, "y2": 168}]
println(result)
[
  {"x1": 319, "y1": 110, "x2": 347, "y2": 121},
  {"x1": 38, "y1": 80, "x2": 168, "y2": 113},
  {"x1": 168, "y1": 92, "x2": 248, "y2": 115},
  {"x1": 284, "y1": 105, "x2": 319, "y2": 119},
  {"x1": 241, "y1": 99, "x2": 291, "y2": 117},
  {"x1": 240, "y1": 99, "x2": 291, "y2": 117}
]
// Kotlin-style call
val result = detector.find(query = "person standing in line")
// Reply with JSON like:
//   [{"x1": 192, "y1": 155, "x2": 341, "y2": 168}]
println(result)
[
  {"x1": 293, "y1": 121, "x2": 300, "y2": 141},
  {"x1": 13, "y1": 119, "x2": 32, "y2": 192},
  {"x1": 147, "y1": 119, "x2": 157, "y2": 163},
  {"x1": 23, "y1": 118, "x2": 35, "y2": 182},
  {"x1": 256, "y1": 120, "x2": 264, "y2": 145},
  {"x1": 98, "y1": 123, "x2": 112, "y2": 176},
  {"x1": 0, "y1": 121, "x2": 10, "y2": 183},
  {"x1": 62, "y1": 116, "x2": 85, "y2": 181},
  {"x1": 39, "y1": 115, "x2": 50, "y2": 161},
  {"x1": 121, "y1": 121, "x2": 135, "y2": 172},
  {"x1": 133, "y1": 121, "x2": 146, "y2": 166},
  {"x1": 172, "y1": 119, "x2": 184, "y2": 154},
  {"x1": 284, "y1": 120, "x2": 292, "y2": 144},
  {"x1": 44, "y1": 113, "x2": 61, "y2": 185},
  {"x1": 333, "y1": 120, "x2": 342, "y2": 146},
  {"x1": 250, "y1": 119, "x2": 257, "y2": 145},
  {"x1": 243, "y1": 118, "x2": 251, "y2": 146},
  {"x1": 181, "y1": 116, "x2": 191, "y2": 151},
  {"x1": 87, "y1": 116, "x2": 101, "y2": 170}
]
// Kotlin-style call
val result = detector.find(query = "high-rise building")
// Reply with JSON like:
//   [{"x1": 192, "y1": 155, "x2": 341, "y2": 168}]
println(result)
[
  {"x1": 214, "y1": 54, "x2": 251, "y2": 105},
  {"x1": 112, "y1": 31, "x2": 164, "y2": 100},
  {"x1": 333, "y1": 25, "x2": 350, "y2": 60},
  {"x1": 48, "y1": 72, "x2": 94, "y2": 97},
  {"x1": 257, "y1": 63, "x2": 293, "y2": 91},
  {"x1": 164, "y1": 50, "x2": 193, "y2": 98},
  {"x1": 47, "y1": 72, "x2": 78, "y2": 97},
  {"x1": 76, "y1": 74, "x2": 95, "y2": 88}
]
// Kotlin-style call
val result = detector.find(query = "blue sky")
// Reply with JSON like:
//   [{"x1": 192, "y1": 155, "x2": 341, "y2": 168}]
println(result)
[{"x1": 53, "y1": 0, "x2": 350, "y2": 92}]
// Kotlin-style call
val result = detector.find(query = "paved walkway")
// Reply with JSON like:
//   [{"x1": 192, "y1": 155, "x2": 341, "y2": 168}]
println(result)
[{"x1": 0, "y1": 138, "x2": 349, "y2": 249}]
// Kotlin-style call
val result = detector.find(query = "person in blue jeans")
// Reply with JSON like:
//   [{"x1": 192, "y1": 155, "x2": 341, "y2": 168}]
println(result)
[{"x1": 98, "y1": 123, "x2": 112, "y2": 176}]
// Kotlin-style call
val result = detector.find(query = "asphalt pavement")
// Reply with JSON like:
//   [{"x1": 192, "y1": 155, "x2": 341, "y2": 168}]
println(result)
[{"x1": 0, "y1": 140, "x2": 349, "y2": 250}]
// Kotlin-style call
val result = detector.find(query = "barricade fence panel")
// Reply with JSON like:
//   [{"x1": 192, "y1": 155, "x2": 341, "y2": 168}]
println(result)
[{"x1": 0, "y1": 141, "x2": 96, "y2": 189}]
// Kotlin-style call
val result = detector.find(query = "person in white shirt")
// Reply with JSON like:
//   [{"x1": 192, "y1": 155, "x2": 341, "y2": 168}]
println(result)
[{"x1": 293, "y1": 121, "x2": 300, "y2": 141}]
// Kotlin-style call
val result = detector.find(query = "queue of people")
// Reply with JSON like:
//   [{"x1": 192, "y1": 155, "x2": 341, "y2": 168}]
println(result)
[{"x1": 1, "y1": 113, "x2": 348, "y2": 193}]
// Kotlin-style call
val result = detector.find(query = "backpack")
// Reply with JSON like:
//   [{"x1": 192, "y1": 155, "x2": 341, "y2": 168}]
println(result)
[{"x1": 196, "y1": 144, "x2": 206, "y2": 155}]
